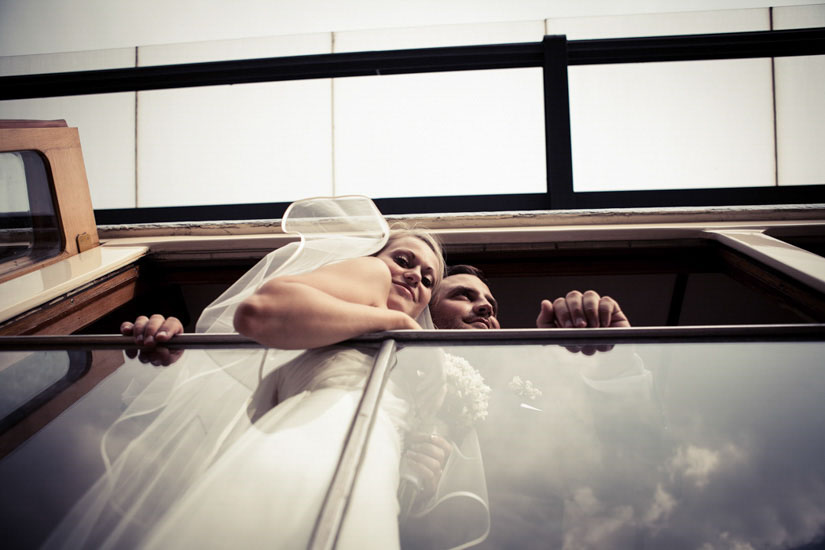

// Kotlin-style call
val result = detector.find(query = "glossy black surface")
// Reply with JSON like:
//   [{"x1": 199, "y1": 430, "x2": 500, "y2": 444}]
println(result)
[
  {"x1": 393, "y1": 342, "x2": 825, "y2": 549},
  {"x1": 1, "y1": 340, "x2": 824, "y2": 549}
]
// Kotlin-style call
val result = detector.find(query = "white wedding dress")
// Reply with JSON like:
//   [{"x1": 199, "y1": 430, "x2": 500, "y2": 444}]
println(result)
[
  {"x1": 41, "y1": 197, "x2": 414, "y2": 549},
  {"x1": 43, "y1": 196, "x2": 489, "y2": 550},
  {"x1": 140, "y1": 345, "x2": 411, "y2": 549}
]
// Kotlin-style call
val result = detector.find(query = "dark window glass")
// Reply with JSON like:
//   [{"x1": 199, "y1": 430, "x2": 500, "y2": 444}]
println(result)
[
  {"x1": 1, "y1": 338, "x2": 824, "y2": 548},
  {"x1": 387, "y1": 341, "x2": 825, "y2": 550},
  {"x1": 0, "y1": 151, "x2": 62, "y2": 276},
  {"x1": 0, "y1": 350, "x2": 89, "y2": 434}
]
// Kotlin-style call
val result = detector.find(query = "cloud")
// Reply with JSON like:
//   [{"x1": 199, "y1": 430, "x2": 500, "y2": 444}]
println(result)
[
  {"x1": 562, "y1": 488, "x2": 636, "y2": 549},
  {"x1": 643, "y1": 483, "x2": 676, "y2": 524},
  {"x1": 668, "y1": 443, "x2": 746, "y2": 489}
]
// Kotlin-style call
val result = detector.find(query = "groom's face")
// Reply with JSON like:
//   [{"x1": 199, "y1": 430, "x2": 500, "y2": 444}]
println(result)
[{"x1": 430, "y1": 274, "x2": 500, "y2": 330}]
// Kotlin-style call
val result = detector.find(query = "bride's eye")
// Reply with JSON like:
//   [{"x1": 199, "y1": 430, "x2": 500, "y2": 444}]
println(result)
[
  {"x1": 394, "y1": 255, "x2": 409, "y2": 267},
  {"x1": 422, "y1": 276, "x2": 433, "y2": 288}
]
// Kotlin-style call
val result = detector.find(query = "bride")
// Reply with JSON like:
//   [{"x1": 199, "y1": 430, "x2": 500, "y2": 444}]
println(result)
[{"x1": 43, "y1": 196, "x2": 445, "y2": 549}]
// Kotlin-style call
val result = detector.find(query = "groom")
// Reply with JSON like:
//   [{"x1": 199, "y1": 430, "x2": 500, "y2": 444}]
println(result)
[
  {"x1": 419, "y1": 265, "x2": 637, "y2": 548},
  {"x1": 429, "y1": 264, "x2": 631, "y2": 332}
]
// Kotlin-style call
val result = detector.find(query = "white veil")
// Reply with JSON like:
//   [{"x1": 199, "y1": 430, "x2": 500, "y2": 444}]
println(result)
[
  {"x1": 43, "y1": 196, "x2": 436, "y2": 549},
  {"x1": 198, "y1": 195, "x2": 394, "y2": 335}
]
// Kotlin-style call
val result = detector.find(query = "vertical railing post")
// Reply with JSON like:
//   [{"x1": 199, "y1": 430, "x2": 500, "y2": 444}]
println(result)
[
  {"x1": 543, "y1": 35, "x2": 576, "y2": 209},
  {"x1": 309, "y1": 339, "x2": 398, "y2": 550}
]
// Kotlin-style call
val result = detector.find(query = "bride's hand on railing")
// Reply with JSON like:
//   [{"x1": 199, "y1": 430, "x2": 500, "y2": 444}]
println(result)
[
  {"x1": 403, "y1": 432, "x2": 452, "y2": 498},
  {"x1": 121, "y1": 314, "x2": 184, "y2": 366}
]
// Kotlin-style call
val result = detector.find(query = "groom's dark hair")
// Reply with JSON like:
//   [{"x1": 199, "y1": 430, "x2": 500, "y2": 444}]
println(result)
[{"x1": 446, "y1": 264, "x2": 490, "y2": 286}]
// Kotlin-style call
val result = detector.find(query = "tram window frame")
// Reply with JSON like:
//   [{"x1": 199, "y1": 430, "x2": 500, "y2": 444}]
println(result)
[
  {"x1": 0, "y1": 150, "x2": 63, "y2": 277},
  {"x1": 0, "y1": 120, "x2": 100, "y2": 283}
]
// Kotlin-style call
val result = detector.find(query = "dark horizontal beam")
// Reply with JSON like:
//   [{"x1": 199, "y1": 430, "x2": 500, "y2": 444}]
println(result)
[
  {"x1": 1, "y1": 28, "x2": 823, "y2": 101},
  {"x1": 567, "y1": 27, "x2": 825, "y2": 65},
  {"x1": 0, "y1": 42, "x2": 544, "y2": 100},
  {"x1": 92, "y1": 185, "x2": 825, "y2": 225},
  {"x1": 93, "y1": 193, "x2": 554, "y2": 225},
  {"x1": 570, "y1": 184, "x2": 825, "y2": 209}
]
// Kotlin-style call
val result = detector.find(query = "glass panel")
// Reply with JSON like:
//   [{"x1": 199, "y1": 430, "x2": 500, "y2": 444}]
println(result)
[
  {"x1": 0, "y1": 350, "x2": 82, "y2": 433},
  {"x1": 773, "y1": 5, "x2": 825, "y2": 187},
  {"x1": 136, "y1": 81, "x2": 334, "y2": 207},
  {"x1": 6, "y1": 338, "x2": 823, "y2": 548},
  {"x1": 364, "y1": 341, "x2": 825, "y2": 549},
  {"x1": 333, "y1": 20, "x2": 544, "y2": 52},
  {"x1": 569, "y1": 58, "x2": 776, "y2": 192},
  {"x1": 334, "y1": 68, "x2": 546, "y2": 199},
  {"x1": 135, "y1": 33, "x2": 334, "y2": 208},
  {"x1": 0, "y1": 344, "x2": 372, "y2": 549},
  {"x1": 545, "y1": 7, "x2": 769, "y2": 40},
  {"x1": 775, "y1": 54, "x2": 825, "y2": 187},
  {"x1": 0, "y1": 151, "x2": 62, "y2": 275},
  {"x1": 0, "y1": 48, "x2": 137, "y2": 210}
]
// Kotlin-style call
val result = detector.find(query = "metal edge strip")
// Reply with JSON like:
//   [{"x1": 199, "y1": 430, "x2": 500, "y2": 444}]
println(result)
[{"x1": 308, "y1": 339, "x2": 397, "y2": 550}]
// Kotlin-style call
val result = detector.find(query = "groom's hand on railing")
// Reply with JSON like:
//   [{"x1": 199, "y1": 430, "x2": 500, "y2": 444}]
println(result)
[
  {"x1": 121, "y1": 314, "x2": 184, "y2": 366},
  {"x1": 536, "y1": 290, "x2": 630, "y2": 355}
]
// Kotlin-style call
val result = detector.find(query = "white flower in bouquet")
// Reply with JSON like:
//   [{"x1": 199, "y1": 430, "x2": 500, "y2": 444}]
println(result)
[
  {"x1": 440, "y1": 353, "x2": 491, "y2": 437},
  {"x1": 398, "y1": 352, "x2": 491, "y2": 518},
  {"x1": 508, "y1": 375, "x2": 543, "y2": 401}
]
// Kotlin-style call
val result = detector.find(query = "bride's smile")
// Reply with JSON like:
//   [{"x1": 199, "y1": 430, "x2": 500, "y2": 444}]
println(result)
[{"x1": 376, "y1": 236, "x2": 440, "y2": 318}]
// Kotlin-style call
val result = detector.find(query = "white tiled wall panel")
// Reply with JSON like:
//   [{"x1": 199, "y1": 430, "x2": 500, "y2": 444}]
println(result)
[
  {"x1": 0, "y1": 48, "x2": 137, "y2": 209},
  {"x1": 545, "y1": 8, "x2": 770, "y2": 39},
  {"x1": 333, "y1": 21, "x2": 546, "y2": 199},
  {"x1": 136, "y1": 34, "x2": 334, "y2": 207},
  {"x1": 333, "y1": 68, "x2": 546, "y2": 198},
  {"x1": 568, "y1": 58, "x2": 776, "y2": 191},
  {"x1": 773, "y1": 4, "x2": 825, "y2": 186},
  {"x1": 333, "y1": 20, "x2": 544, "y2": 51},
  {"x1": 137, "y1": 33, "x2": 332, "y2": 65},
  {"x1": 548, "y1": 9, "x2": 775, "y2": 191},
  {"x1": 3, "y1": 6, "x2": 821, "y2": 211},
  {"x1": 137, "y1": 82, "x2": 333, "y2": 207},
  {"x1": 0, "y1": 48, "x2": 135, "y2": 76}
]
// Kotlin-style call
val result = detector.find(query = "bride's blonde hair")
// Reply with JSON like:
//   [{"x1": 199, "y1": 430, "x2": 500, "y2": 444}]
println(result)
[{"x1": 376, "y1": 222, "x2": 445, "y2": 289}]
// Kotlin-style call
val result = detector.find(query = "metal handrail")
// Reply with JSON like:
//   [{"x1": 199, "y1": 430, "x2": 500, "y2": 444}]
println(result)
[{"x1": 1, "y1": 324, "x2": 823, "y2": 351}]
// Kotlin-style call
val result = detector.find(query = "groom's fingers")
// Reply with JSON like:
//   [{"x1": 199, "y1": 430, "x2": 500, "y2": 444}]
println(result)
[
  {"x1": 535, "y1": 299, "x2": 556, "y2": 329},
  {"x1": 582, "y1": 291, "x2": 601, "y2": 327}
]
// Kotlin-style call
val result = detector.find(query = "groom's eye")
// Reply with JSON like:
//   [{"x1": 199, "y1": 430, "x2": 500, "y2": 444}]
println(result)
[{"x1": 453, "y1": 290, "x2": 470, "y2": 301}]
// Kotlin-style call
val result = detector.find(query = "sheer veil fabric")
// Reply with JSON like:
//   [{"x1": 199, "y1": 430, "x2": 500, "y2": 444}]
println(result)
[
  {"x1": 42, "y1": 196, "x2": 487, "y2": 550},
  {"x1": 41, "y1": 198, "x2": 386, "y2": 548}
]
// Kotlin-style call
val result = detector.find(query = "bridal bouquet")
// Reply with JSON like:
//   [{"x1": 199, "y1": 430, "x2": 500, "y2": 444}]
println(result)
[
  {"x1": 399, "y1": 352, "x2": 490, "y2": 518},
  {"x1": 439, "y1": 352, "x2": 491, "y2": 438}
]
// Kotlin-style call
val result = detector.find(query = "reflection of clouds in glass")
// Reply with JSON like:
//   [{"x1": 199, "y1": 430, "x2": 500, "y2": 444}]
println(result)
[
  {"x1": 561, "y1": 484, "x2": 678, "y2": 549},
  {"x1": 671, "y1": 444, "x2": 719, "y2": 488},
  {"x1": 460, "y1": 343, "x2": 825, "y2": 548},
  {"x1": 698, "y1": 531, "x2": 757, "y2": 550},
  {"x1": 643, "y1": 484, "x2": 676, "y2": 524},
  {"x1": 668, "y1": 443, "x2": 747, "y2": 489},
  {"x1": 563, "y1": 487, "x2": 635, "y2": 549}
]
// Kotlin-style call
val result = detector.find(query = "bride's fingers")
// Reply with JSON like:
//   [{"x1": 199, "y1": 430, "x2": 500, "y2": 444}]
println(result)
[
  {"x1": 409, "y1": 443, "x2": 446, "y2": 465},
  {"x1": 407, "y1": 434, "x2": 451, "y2": 464},
  {"x1": 404, "y1": 460, "x2": 439, "y2": 495},
  {"x1": 406, "y1": 449, "x2": 442, "y2": 474}
]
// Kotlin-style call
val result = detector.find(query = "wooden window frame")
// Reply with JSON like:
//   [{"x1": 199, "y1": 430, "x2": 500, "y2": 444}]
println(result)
[{"x1": 0, "y1": 120, "x2": 100, "y2": 283}]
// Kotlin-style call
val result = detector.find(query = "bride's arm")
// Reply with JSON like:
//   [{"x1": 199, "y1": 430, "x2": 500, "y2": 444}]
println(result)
[{"x1": 233, "y1": 256, "x2": 420, "y2": 349}]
